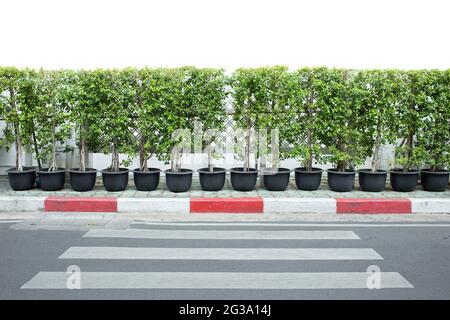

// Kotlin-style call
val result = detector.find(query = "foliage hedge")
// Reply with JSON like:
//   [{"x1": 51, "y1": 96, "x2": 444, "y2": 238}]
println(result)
[{"x1": 0, "y1": 66, "x2": 449, "y2": 172}]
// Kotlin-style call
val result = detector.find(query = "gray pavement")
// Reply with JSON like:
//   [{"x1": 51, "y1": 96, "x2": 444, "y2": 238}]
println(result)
[
  {"x1": 1, "y1": 175, "x2": 449, "y2": 198},
  {"x1": 0, "y1": 217, "x2": 449, "y2": 299}
]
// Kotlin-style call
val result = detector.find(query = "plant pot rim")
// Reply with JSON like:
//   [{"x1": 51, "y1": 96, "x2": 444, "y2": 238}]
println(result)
[
  {"x1": 261, "y1": 167, "x2": 291, "y2": 175},
  {"x1": 420, "y1": 169, "x2": 449, "y2": 174},
  {"x1": 164, "y1": 169, "x2": 194, "y2": 175},
  {"x1": 101, "y1": 168, "x2": 130, "y2": 174},
  {"x1": 37, "y1": 168, "x2": 66, "y2": 174},
  {"x1": 197, "y1": 167, "x2": 227, "y2": 174},
  {"x1": 6, "y1": 167, "x2": 37, "y2": 173},
  {"x1": 230, "y1": 167, "x2": 258, "y2": 174},
  {"x1": 390, "y1": 169, "x2": 419, "y2": 174},
  {"x1": 327, "y1": 168, "x2": 355, "y2": 174},
  {"x1": 133, "y1": 168, "x2": 161, "y2": 173},
  {"x1": 69, "y1": 168, "x2": 97, "y2": 173},
  {"x1": 358, "y1": 169, "x2": 387, "y2": 174},
  {"x1": 294, "y1": 167, "x2": 323, "y2": 173}
]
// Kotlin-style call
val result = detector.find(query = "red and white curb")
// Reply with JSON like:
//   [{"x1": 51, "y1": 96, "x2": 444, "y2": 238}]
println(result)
[{"x1": 1, "y1": 196, "x2": 449, "y2": 214}]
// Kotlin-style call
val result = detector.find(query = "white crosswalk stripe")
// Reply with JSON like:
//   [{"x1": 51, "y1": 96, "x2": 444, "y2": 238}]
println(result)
[
  {"x1": 21, "y1": 222, "x2": 414, "y2": 291},
  {"x1": 22, "y1": 271, "x2": 413, "y2": 289},
  {"x1": 83, "y1": 229, "x2": 361, "y2": 240}
]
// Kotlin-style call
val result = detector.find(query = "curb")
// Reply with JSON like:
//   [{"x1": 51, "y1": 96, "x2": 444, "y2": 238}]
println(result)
[{"x1": 1, "y1": 196, "x2": 449, "y2": 214}]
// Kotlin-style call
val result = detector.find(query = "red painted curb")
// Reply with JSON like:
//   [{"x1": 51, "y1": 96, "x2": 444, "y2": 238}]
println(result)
[
  {"x1": 190, "y1": 197, "x2": 264, "y2": 213},
  {"x1": 336, "y1": 198, "x2": 411, "y2": 214},
  {"x1": 44, "y1": 197, "x2": 118, "y2": 212}
]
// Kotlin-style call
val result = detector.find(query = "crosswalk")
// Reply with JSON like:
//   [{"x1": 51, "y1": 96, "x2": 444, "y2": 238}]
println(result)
[{"x1": 21, "y1": 222, "x2": 413, "y2": 291}]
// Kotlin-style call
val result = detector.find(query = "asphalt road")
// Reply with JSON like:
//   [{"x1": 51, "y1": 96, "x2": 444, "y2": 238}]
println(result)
[{"x1": 0, "y1": 219, "x2": 449, "y2": 299}]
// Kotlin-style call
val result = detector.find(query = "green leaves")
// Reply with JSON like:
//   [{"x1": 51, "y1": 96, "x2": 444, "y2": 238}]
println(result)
[{"x1": 1, "y1": 66, "x2": 449, "y2": 173}]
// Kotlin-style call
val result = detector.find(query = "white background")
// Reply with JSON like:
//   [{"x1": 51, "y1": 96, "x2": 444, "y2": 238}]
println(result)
[{"x1": 0, "y1": 0, "x2": 449, "y2": 70}]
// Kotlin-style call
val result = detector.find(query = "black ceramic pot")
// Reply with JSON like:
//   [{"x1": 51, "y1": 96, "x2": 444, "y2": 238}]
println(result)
[
  {"x1": 165, "y1": 169, "x2": 193, "y2": 193},
  {"x1": 198, "y1": 167, "x2": 226, "y2": 191},
  {"x1": 6, "y1": 167, "x2": 36, "y2": 191},
  {"x1": 38, "y1": 168, "x2": 66, "y2": 191},
  {"x1": 69, "y1": 168, "x2": 97, "y2": 192},
  {"x1": 133, "y1": 168, "x2": 161, "y2": 191},
  {"x1": 327, "y1": 168, "x2": 355, "y2": 192},
  {"x1": 262, "y1": 168, "x2": 291, "y2": 191},
  {"x1": 358, "y1": 169, "x2": 387, "y2": 192},
  {"x1": 229, "y1": 167, "x2": 258, "y2": 191},
  {"x1": 101, "y1": 168, "x2": 130, "y2": 191},
  {"x1": 420, "y1": 169, "x2": 449, "y2": 192},
  {"x1": 390, "y1": 169, "x2": 419, "y2": 192},
  {"x1": 294, "y1": 167, "x2": 323, "y2": 191}
]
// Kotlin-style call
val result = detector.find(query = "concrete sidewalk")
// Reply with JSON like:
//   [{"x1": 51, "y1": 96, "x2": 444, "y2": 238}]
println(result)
[{"x1": 1, "y1": 176, "x2": 449, "y2": 215}]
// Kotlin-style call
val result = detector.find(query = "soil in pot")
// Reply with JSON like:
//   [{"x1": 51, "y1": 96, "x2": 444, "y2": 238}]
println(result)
[
  {"x1": 165, "y1": 169, "x2": 193, "y2": 193},
  {"x1": 69, "y1": 168, "x2": 98, "y2": 192},
  {"x1": 133, "y1": 168, "x2": 161, "y2": 191},
  {"x1": 294, "y1": 167, "x2": 323, "y2": 191},
  {"x1": 101, "y1": 168, "x2": 130, "y2": 192},
  {"x1": 230, "y1": 167, "x2": 258, "y2": 191},
  {"x1": 38, "y1": 168, "x2": 66, "y2": 191},
  {"x1": 327, "y1": 168, "x2": 355, "y2": 192},
  {"x1": 358, "y1": 169, "x2": 387, "y2": 192},
  {"x1": 262, "y1": 168, "x2": 291, "y2": 191},
  {"x1": 6, "y1": 167, "x2": 36, "y2": 191},
  {"x1": 198, "y1": 167, "x2": 226, "y2": 191},
  {"x1": 389, "y1": 169, "x2": 419, "y2": 192},
  {"x1": 420, "y1": 169, "x2": 449, "y2": 192}
]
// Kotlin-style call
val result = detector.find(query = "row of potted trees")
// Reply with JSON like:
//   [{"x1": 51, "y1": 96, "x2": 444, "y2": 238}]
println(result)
[{"x1": 1, "y1": 67, "x2": 449, "y2": 193}]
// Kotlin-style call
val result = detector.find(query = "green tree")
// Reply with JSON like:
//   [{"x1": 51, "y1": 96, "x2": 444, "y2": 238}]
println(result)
[
  {"x1": 316, "y1": 68, "x2": 367, "y2": 172},
  {"x1": 191, "y1": 68, "x2": 227, "y2": 171},
  {"x1": 230, "y1": 67, "x2": 288, "y2": 171},
  {"x1": 33, "y1": 70, "x2": 73, "y2": 171},
  {"x1": 414, "y1": 69, "x2": 450, "y2": 171},
  {"x1": 68, "y1": 69, "x2": 103, "y2": 171},
  {"x1": 94, "y1": 69, "x2": 134, "y2": 172},
  {"x1": 0, "y1": 67, "x2": 34, "y2": 171},
  {"x1": 285, "y1": 67, "x2": 326, "y2": 171},
  {"x1": 354, "y1": 69, "x2": 409, "y2": 172}
]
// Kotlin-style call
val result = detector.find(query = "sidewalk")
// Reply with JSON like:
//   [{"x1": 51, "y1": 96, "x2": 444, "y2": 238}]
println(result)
[{"x1": 1, "y1": 176, "x2": 449, "y2": 214}]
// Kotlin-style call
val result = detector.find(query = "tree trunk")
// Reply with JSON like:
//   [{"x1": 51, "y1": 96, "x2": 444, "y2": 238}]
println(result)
[
  {"x1": 405, "y1": 131, "x2": 413, "y2": 171},
  {"x1": 244, "y1": 128, "x2": 251, "y2": 172},
  {"x1": 306, "y1": 128, "x2": 313, "y2": 171},
  {"x1": 14, "y1": 123, "x2": 23, "y2": 172},
  {"x1": 139, "y1": 137, "x2": 148, "y2": 172},
  {"x1": 111, "y1": 140, "x2": 119, "y2": 172},
  {"x1": 32, "y1": 125, "x2": 41, "y2": 170},
  {"x1": 207, "y1": 143, "x2": 213, "y2": 172},
  {"x1": 10, "y1": 87, "x2": 23, "y2": 172},
  {"x1": 49, "y1": 126, "x2": 57, "y2": 172},
  {"x1": 78, "y1": 125, "x2": 87, "y2": 171},
  {"x1": 371, "y1": 119, "x2": 382, "y2": 173}
]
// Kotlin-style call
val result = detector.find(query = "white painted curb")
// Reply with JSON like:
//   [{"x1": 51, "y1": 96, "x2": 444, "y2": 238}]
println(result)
[
  {"x1": 117, "y1": 198, "x2": 190, "y2": 214},
  {"x1": 0, "y1": 196, "x2": 46, "y2": 212},
  {"x1": 410, "y1": 198, "x2": 450, "y2": 214},
  {"x1": 263, "y1": 198, "x2": 336, "y2": 214}
]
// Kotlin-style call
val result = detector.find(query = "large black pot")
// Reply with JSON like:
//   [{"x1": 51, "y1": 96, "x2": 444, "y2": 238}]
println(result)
[
  {"x1": 262, "y1": 168, "x2": 291, "y2": 191},
  {"x1": 133, "y1": 168, "x2": 161, "y2": 191},
  {"x1": 327, "y1": 168, "x2": 355, "y2": 192},
  {"x1": 358, "y1": 169, "x2": 387, "y2": 192},
  {"x1": 165, "y1": 169, "x2": 193, "y2": 192},
  {"x1": 6, "y1": 167, "x2": 36, "y2": 191},
  {"x1": 294, "y1": 167, "x2": 323, "y2": 191},
  {"x1": 390, "y1": 169, "x2": 419, "y2": 192},
  {"x1": 101, "y1": 168, "x2": 130, "y2": 191},
  {"x1": 230, "y1": 167, "x2": 258, "y2": 191},
  {"x1": 69, "y1": 168, "x2": 97, "y2": 192},
  {"x1": 38, "y1": 168, "x2": 66, "y2": 191},
  {"x1": 420, "y1": 169, "x2": 449, "y2": 192},
  {"x1": 198, "y1": 167, "x2": 226, "y2": 191}
]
